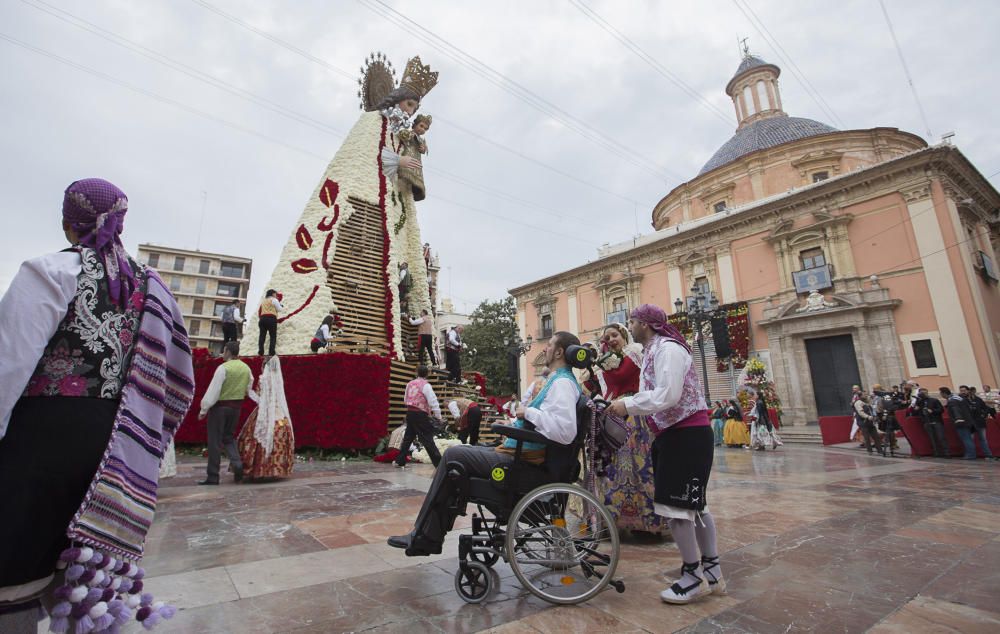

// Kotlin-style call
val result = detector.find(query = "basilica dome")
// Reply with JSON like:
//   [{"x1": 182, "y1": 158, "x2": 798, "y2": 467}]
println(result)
[{"x1": 699, "y1": 115, "x2": 838, "y2": 175}]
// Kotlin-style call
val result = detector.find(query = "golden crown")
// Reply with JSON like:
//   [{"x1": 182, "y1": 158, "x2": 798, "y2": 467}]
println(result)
[{"x1": 399, "y1": 56, "x2": 439, "y2": 99}]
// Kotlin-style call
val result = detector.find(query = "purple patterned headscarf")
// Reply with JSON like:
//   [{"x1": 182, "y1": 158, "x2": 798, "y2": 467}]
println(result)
[
  {"x1": 630, "y1": 303, "x2": 691, "y2": 353},
  {"x1": 62, "y1": 178, "x2": 135, "y2": 306}
]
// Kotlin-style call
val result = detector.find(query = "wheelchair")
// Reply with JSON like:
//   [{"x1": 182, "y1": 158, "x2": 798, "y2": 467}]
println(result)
[{"x1": 449, "y1": 392, "x2": 626, "y2": 605}]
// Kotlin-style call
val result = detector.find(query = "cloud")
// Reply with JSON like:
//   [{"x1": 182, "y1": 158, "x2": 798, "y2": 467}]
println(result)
[{"x1": 1, "y1": 0, "x2": 997, "y2": 317}]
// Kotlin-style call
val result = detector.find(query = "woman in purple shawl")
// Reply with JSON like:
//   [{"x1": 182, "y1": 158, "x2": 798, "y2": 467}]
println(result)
[{"x1": 0, "y1": 179, "x2": 194, "y2": 633}]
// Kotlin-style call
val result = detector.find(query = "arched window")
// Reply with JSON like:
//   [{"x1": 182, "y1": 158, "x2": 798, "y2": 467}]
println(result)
[
  {"x1": 743, "y1": 85, "x2": 756, "y2": 115},
  {"x1": 756, "y1": 80, "x2": 770, "y2": 111}
]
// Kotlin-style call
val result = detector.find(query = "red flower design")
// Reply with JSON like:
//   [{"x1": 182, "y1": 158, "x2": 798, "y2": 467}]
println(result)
[
  {"x1": 25, "y1": 375, "x2": 51, "y2": 396},
  {"x1": 119, "y1": 329, "x2": 133, "y2": 347},
  {"x1": 296, "y1": 224, "x2": 313, "y2": 250},
  {"x1": 319, "y1": 179, "x2": 339, "y2": 208},
  {"x1": 58, "y1": 375, "x2": 89, "y2": 397},
  {"x1": 291, "y1": 258, "x2": 319, "y2": 274}
]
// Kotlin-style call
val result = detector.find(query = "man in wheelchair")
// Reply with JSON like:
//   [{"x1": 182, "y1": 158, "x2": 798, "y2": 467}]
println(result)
[{"x1": 388, "y1": 331, "x2": 583, "y2": 556}]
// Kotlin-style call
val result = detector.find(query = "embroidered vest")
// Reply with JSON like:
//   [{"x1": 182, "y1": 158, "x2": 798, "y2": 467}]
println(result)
[
  {"x1": 405, "y1": 378, "x2": 430, "y2": 413},
  {"x1": 641, "y1": 335, "x2": 706, "y2": 435},
  {"x1": 417, "y1": 318, "x2": 433, "y2": 336},
  {"x1": 260, "y1": 298, "x2": 278, "y2": 317},
  {"x1": 219, "y1": 359, "x2": 252, "y2": 401},
  {"x1": 24, "y1": 247, "x2": 146, "y2": 400}
]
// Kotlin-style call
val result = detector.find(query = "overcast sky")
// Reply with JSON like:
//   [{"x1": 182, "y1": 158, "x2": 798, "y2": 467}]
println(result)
[{"x1": 2, "y1": 0, "x2": 998, "y2": 313}]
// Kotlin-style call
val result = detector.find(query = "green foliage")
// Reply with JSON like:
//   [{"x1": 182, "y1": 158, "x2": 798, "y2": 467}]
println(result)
[{"x1": 460, "y1": 296, "x2": 518, "y2": 395}]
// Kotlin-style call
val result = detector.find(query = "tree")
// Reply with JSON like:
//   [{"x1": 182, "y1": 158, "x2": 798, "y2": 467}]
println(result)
[{"x1": 460, "y1": 296, "x2": 518, "y2": 396}]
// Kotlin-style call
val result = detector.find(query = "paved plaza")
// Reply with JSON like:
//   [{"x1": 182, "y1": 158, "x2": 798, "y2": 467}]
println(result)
[{"x1": 126, "y1": 447, "x2": 1000, "y2": 633}]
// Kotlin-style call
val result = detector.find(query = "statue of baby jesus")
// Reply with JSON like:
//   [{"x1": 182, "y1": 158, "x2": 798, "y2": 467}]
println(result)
[{"x1": 396, "y1": 114, "x2": 431, "y2": 201}]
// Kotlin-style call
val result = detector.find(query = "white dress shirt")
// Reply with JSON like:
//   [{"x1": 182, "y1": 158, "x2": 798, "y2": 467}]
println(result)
[
  {"x1": 408, "y1": 316, "x2": 426, "y2": 326},
  {"x1": 622, "y1": 341, "x2": 691, "y2": 416},
  {"x1": 0, "y1": 251, "x2": 81, "y2": 439},
  {"x1": 199, "y1": 364, "x2": 256, "y2": 417},
  {"x1": 422, "y1": 382, "x2": 442, "y2": 419},
  {"x1": 232, "y1": 307, "x2": 243, "y2": 323},
  {"x1": 447, "y1": 329, "x2": 461, "y2": 347},
  {"x1": 524, "y1": 375, "x2": 579, "y2": 445}
]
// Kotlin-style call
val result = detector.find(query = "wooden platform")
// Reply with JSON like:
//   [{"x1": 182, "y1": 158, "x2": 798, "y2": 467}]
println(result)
[{"x1": 388, "y1": 359, "x2": 504, "y2": 445}]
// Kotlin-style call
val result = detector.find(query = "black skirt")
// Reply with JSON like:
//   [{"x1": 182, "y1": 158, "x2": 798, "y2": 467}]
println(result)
[
  {"x1": 0, "y1": 397, "x2": 116, "y2": 588},
  {"x1": 650, "y1": 425, "x2": 714, "y2": 511}
]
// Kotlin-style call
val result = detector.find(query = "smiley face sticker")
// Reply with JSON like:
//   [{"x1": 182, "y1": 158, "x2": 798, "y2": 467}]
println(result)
[
  {"x1": 576, "y1": 349, "x2": 588, "y2": 363},
  {"x1": 491, "y1": 467, "x2": 505, "y2": 482}
]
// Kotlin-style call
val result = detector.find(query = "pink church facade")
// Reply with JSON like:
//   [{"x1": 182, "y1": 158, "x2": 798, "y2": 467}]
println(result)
[{"x1": 510, "y1": 55, "x2": 1000, "y2": 426}]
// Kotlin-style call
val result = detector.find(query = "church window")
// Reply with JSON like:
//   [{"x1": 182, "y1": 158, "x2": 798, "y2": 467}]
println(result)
[
  {"x1": 812, "y1": 171, "x2": 830, "y2": 183},
  {"x1": 693, "y1": 276, "x2": 711, "y2": 296},
  {"x1": 800, "y1": 248, "x2": 826, "y2": 270},
  {"x1": 713, "y1": 201, "x2": 727, "y2": 214},
  {"x1": 911, "y1": 340, "x2": 937, "y2": 369}
]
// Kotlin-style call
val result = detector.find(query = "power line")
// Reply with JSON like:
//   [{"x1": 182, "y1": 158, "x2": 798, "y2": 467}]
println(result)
[
  {"x1": 568, "y1": 0, "x2": 733, "y2": 127},
  {"x1": 0, "y1": 32, "x2": 599, "y2": 242},
  {"x1": 180, "y1": 0, "x2": 642, "y2": 206},
  {"x1": 21, "y1": 0, "x2": 628, "y2": 225},
  {"x1": 21, "y1": 0, "x2": 345, "y2": 137},
  {"x1": 731, "y1": 0, "x2": 844, "y2": 128},
  {"x1": 878, "y1": 0, "x2": 933, "y2": 140},
  {"x1": 0, "y1": 32, "x2": 327, "y2": 161},
  {"x1": 354, "y1": 0, "x2": 684, "y2": 183}
]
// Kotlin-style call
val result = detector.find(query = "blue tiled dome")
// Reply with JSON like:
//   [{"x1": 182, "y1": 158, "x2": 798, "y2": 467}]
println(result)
[{"x1": 698, "y1": 115, "x2": 837, "y2": 175}]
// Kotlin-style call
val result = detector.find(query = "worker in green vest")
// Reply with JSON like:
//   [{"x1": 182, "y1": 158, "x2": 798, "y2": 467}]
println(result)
[{"x1": 198, "y1": 341, "x2": 254, "y2": 484}]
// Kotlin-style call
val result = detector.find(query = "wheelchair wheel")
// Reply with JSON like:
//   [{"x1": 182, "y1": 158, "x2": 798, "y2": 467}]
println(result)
[
  {"x1": 505, "y1": 483, "x2": 619, "y2": 605},
  {"x1": 454, "y1": 561, "x2": 492, "y2": 604},
  {"x1": 470, "y1": 549, "x2": 501, "y2": 567}
]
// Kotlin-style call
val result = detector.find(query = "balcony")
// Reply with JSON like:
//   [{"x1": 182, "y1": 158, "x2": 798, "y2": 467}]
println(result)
[{"x1": 791, "y1": 264, "x2": 833, "y2": 294}]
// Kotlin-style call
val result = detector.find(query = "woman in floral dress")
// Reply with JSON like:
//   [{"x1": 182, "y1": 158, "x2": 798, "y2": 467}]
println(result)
[
  {"x1": 237, "y1": 356, "x2": 295, "y2": 480},
  {"x1": 593, "y1": 323, "x2": 667, "y2": 537}
]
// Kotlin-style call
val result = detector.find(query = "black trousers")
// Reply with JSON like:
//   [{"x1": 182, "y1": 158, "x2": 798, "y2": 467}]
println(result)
[
  {"x1": 207, "y1": 404, "x2": 243, "y2": 482},
  {"x1": 418, "y1": 334, "x2": 437, "y2": 365},
  {"x1": 396, "y1": 410, "x2": 442, "y2": 467},
  {"x1": 923, "y1": 421, "x2": 949, "y2": 457},
  {"x1": 222, "y1": 322, "x2": 238, "y2": 344},
  {"x1": 457, "y1": 405, "x2": 483, "y2": 446},
  {"x1": 445, "y1": 349, "x2": 461, "y2": 381},
  {"x1": 258, "y1": 315, "x2": 277, "y2": 356},
  {"x1": 412, "y1": 445, "x2": 514, "y2": 546}
]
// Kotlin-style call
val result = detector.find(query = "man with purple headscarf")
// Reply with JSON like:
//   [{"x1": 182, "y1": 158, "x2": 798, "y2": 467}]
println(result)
[
  {"x1": 0, "y1": 179, "x2": 193, "y2": 632},
  {"x1": 606, "y1": 303, "x2": 724, "y2": 605}
]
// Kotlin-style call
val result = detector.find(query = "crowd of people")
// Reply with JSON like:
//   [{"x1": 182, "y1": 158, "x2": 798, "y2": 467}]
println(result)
[{"x1": 849, "y1": 381, "x2": 998, "y2": 460}]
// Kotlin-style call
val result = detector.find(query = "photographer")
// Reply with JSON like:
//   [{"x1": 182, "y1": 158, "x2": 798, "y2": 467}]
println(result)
[
  {"x1": 909, "y1": 388, "x2": 949, "y2": 458},
  {"x1": 871, "y1": 384, "x2": 899, "y2": 451}
]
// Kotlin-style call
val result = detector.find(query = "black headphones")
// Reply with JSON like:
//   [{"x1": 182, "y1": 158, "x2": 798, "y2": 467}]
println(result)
[{"x1": 564, "y1": 344, "x2": 596, "y2": 369}]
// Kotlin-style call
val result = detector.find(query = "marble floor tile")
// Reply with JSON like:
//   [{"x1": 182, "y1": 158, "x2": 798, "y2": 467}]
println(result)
[
  {"x1": 121, "y1": 448, "x2": 1000, "y2": 633},
  {"x1": 869, "y1": 595, "x2": 1000, "y2": 634}
]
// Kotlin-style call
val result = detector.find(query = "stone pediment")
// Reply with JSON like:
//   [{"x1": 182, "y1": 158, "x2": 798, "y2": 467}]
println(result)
[
  {"x1": 774, "y1": 293, "x2": 854, "y2": 318},
  {"x1": 765, "y1": 212, "x2": 853, "y2": 244}
]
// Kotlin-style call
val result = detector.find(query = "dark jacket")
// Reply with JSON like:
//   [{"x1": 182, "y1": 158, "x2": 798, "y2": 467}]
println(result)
[
  {"x1": 967, "y1": 395, "x2": 995, "y2": 429},
  {"x1": 946, "y1": 395, "x2": 974, "y2": 428},
  {"x1": 911, "y1": 396, "x2": 944, "y2": 425}
]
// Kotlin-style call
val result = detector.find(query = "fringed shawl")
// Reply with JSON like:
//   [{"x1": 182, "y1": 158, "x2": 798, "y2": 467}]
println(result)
[{"x1": 66, "y1": 269, "x2": 194, "y2": 559}]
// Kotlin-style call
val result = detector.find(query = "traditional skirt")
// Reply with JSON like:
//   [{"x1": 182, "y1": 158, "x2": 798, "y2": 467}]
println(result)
[
  {"x1": 594, "y1": 414, "x2": 667, "y2": 534},
  {"x1": 237, "y1": 407, "x2": 295, "y2": 481},
  {"x1": 651, "y1": 425, "x2": 714, "y2": 511},
  {"x1": 723, "y1": 418, "x2": 750, "y2": 446},
  {"x1": 0, "y1": 397, "x2": 115, "y2": 592}
]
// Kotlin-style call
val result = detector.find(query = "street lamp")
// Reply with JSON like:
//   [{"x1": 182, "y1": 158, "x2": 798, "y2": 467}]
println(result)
[
  {"x1": 683, "y1": 283, "x2": 720, "y2": 406},
  {"x1": 503, "y1": 334, "x2": 532, "y2": 394}
]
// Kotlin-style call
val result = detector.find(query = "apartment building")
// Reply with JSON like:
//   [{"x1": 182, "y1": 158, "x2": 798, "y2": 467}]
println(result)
[{"x1": 137, "y1": 244, "x2": 252, "y2": 352}]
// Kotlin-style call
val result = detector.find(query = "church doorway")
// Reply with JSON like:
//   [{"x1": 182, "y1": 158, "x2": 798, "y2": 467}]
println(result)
[{"x1": 805, "y1": 334, "x2": 862, "y2": 417}]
